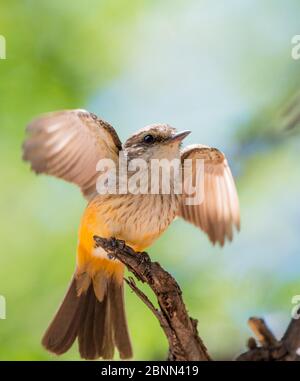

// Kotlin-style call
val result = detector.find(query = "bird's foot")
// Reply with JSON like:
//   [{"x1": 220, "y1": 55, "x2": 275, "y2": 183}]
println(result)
[
  {"x1": 136, "y1": 251, "x2": 152, "y2": 279},
  {"x1": 137, "y1": 251, "x2": 151, "y2": 265},
  {"x1": 94, "y1": 236, "x2": 126, "y2": 260},
  {"x1": 106, "y1": 237, "x2": 126, "y2": 260}
]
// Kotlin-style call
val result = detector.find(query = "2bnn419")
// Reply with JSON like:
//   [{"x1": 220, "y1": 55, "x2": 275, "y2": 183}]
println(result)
[{"x1": 145, "y1": 365, "x2": 199, "y2": 376}]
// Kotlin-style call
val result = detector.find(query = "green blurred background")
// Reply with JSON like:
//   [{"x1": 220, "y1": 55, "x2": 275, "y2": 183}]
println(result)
[{"x1": 1, "y1": 0, "x2": 300, "y2": 360}]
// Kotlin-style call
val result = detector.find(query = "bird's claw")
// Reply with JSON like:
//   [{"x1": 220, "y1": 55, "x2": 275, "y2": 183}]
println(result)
[
  {"x1": 106, "y1": 237, "x2": 126, "y2": 259},
  {"x1": 136, "y1": 251, "x2": 152, "y2": 278},
  {"x1": 138, "y1": 251, "x2": 151, "y2": 265}
]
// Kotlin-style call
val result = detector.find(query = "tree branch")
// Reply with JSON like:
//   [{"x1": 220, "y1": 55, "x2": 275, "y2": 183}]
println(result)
[
  {"x1": 94, "y1": 236, "x2": 211, "y2": 361},
  {"x1": 237, "y1": 312, "x2": 300, "y2": 361},
  {"x1": 94, "y1": 235, "x2": 300, "y2": 361}
]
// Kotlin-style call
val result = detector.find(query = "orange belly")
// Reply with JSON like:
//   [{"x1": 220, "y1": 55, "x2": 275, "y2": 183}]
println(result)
[{"x1": 76, "y1": 194, "x2": 178, "y2": 283}]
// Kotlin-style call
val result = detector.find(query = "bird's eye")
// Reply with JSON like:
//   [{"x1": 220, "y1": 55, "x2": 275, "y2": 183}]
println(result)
[{"x1": 143, "y1": 134, "x2": 155, "y2": 144}]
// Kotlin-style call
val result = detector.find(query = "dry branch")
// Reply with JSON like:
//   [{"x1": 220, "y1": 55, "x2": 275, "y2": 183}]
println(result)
[
  {"x1": 94, "y1": 236, "x2": 210, "y2": 361},
  {"x1": 237, "y1": 313, "x2": 300, "y2": 361},
  {"x1": 94, "y1": 236, "x2": 300, "y2": 361}
]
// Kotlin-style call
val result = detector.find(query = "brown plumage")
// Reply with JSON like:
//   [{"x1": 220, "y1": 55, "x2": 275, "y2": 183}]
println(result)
[
  {"x1": 179, "y1": 144, "x2": 240, "y2": 246},
  {"x1": 42, "y1": 273, "x2": 132, "y2": 360},
  {"x1": 23, "y1": 109, "x2": 240, "y2": 360}
]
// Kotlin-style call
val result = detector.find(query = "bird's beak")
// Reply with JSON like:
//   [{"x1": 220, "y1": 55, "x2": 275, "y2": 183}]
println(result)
[{"x1": 169, "y1": 130, "x2": 191, "y2": 143}]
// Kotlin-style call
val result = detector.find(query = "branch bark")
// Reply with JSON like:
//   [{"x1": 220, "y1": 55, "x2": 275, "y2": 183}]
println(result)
[
  {"x1": 237, "y1": 313, "x2": 300, "y2": 361},
  {"x1": 94, "y1": 236, "x2": 300, "y2": 361},
  {"x1": 94, "y1": 236, "x2": 210, "y2": 361}
]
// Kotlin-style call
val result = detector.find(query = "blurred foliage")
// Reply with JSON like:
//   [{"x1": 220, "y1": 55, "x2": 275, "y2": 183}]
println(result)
[
  {"x1": 0, "y1": 0, "x2": 151, "y2": 138},
  {"x1": 0, "y1": 0, "x2": 153, "y2": 360},
  {"x1": 1, "y1": 0, "x2": 300, "y2": 361}
]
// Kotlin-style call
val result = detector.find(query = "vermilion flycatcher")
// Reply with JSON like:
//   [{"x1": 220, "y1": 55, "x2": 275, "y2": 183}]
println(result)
[{"x1": 22, "y1": 109, "x2": 240, "y2": 360}]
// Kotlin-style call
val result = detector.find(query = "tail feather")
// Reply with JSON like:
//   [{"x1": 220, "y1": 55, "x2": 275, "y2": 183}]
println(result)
[
  {"x1": 93, "y1": 296, "x2": 108, "y2": 358},
  {"x1": 78, "y1": 286, "x2": 97, "y2": 359},
  {"x1": 109, "y1": 281, "x2": 133, "y2": 359},
  {"x1": 42, "y1": 272, "x2": 132, "y2": 360},
  {"x1": 101, "y1": 295, "x2": 115, "y2": 359},
  {"x1": 42, "y1": 276, "x2": 85, "y2": 354}
]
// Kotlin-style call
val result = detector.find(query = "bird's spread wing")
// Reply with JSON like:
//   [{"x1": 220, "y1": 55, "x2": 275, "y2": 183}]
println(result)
[
  {"x1": 23, "y1": 109, "x2": 122, "y2": 199},
  {"x1": 178, "y1": 144, "x2": 240, "y2": 246}
]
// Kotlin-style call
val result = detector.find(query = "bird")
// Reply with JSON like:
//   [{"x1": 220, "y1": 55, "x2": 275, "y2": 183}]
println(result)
[{"x1": 22, "y1": 109, "x2": 240, "y2": 360}]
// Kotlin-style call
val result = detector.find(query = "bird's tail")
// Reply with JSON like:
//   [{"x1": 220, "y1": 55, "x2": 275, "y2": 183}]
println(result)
[{"x1": 42, "y1": 272, "x2": 132, "y2": 360}]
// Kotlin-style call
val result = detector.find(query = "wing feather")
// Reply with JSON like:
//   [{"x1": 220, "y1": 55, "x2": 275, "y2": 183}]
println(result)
[
  {"x1": 23, "y1": 109, "x2": 122, "y2": 199},
  {"x1": 178, "y1": 144, "x2": 240, "y2": 246}
]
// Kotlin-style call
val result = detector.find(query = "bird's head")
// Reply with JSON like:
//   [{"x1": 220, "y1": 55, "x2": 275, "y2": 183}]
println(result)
[{"x1": 123, "y1": 124, "x2": 191, "y2": 162}]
